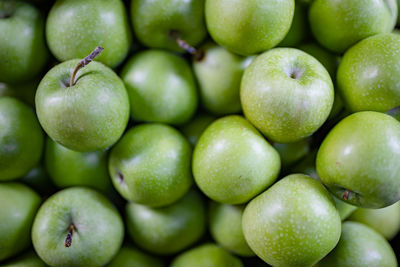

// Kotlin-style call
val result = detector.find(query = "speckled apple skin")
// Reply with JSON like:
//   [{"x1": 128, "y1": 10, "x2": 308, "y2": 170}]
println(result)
[
  {"x1": 46, "y1": 0, "x2": 131, "y2": 68},
  {"x1": 205, "y1": 0, "x2": 295, "y2": 56},
  {"x1": 309, "y1": 0, "x2": 397, "y2": 53},
  {"x1": 35, "y1": 60, "x2": 130, "y2": 152},
  {"x1": 109, "y1": 123, "x2": 193, "y2": 207},
  {"x1": 242, "y1": 174, "x2": 341, "y2": 267},
  {"x1": 337, "y1": 34, "x2": 400, "y2": 112},
  {"x1": 241, "y1": 48, "x2": 334, "y2": 143},
  {"x1": 316, "y1": 112, "x2": 400, "y2": 208},
  {"x1": 193, "y1": 115, "x2": 281, "y2": 204},
  {"x1": 107, "y1": 246, "x2": 164, "y2": 267},
  {"x1": 317, "y1": 222, "x2": 397, "y2": 267}
]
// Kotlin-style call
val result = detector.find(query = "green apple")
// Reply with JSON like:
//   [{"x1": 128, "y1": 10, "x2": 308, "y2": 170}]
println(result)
[
  {"x1": 131, "y1": 0, "x2": 206, "y2": 52},
  {"x1": 278, "y1": 2, "x2": 308, "y2": 47},
  {"x1": 0, "y1": 77, "x2": 40, "y2": 107},
  {"x1": 21, "y1": 165, "x2": 56, "y2": 196},
  {"x1": 1, "y1": 250, "x2": 46, "y2": 267},
  {"x1": 45, "y1": 137, "x2": 111, "y2": 192},
  {"x1": 121, "y1": 50, "x2": 197, "y2": 125},
  {"x1": 309, "y1": 0, "x2": 397, "y2": 53},
  {"x1": 273, "y1": 138, "x2": 310, "y2": 169},
  {"x1": 241, "y1": 48, "x2": 334, "y2": 143},
  {"x1": 193, "y1": 43, "x2": 251, "y2": 115},
  {"x1": 0, "y1": 183, "x2": 41, "y2": 261},
  {"x1": 0, "y1": 0, "x2": 48, "y2": 84},
  {"x1": 35, "y1": 59, "x2": 130, "y2": 152},
  {"x1": 298, "y1": 43, "x2": 338, "y2": 79},
  {"x1": 348, "y1": 201, "x2": 400, "y2": 240},
  {"x1": 32, "y1": 187, "x2": 124, "y2": 267},
  {"x1": 205, "y1": 0, "x2": 295, "y2": 56},
  {"x1": 337, "y1": 33, "x2": 400, "y2": 112},
  {"x1": 317, "y1": 111, "x2": 400, "y2": 208},
  {"x1": 0, "y1": 97, "x2": 44, "y2": 181},
  {"x1": 109, "y1": 123, "x2": 192, "y2": 207},
  {"x1": 318, "y1": 222, "x2": 397, "y2": 267},
  {"x1": 126, "y1": 190, "x2": 206, "y2": 255},
  {"x1": 209, "y1": 202, "x2": 254, "y2": 257},
  {"x1": 193, "y1": 115, "x2": 280, "y2": 204},
  {"x1": 242, "y1": 174, "x2": 341, "y2": 267},
  {"x1": 170, "y1": 244, "x2": 244, "y2": 267},
  {"x1": 180, "y1": 113, "x2": 215, "y2": 146},
  {"x1": 46, "y1": 0, "x2": 131, "y2": 68},
  {"x1": 108, "y1": 245, "x2": 164, "y2": 267}
]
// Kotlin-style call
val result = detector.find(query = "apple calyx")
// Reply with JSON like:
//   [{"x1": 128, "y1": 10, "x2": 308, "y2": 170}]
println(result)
[
  {"x1": 287, "y1": 66, "x2": 304, "y2": 80},
  {"x1": 65, "y1": 224, "x2": 76, "y2": 248},
  {"x1": 69, "y1": 46, "x2": 104, "y2": 87},
  {"x1": 169, "y1": 30, "x2": 204, "y2": 61}
]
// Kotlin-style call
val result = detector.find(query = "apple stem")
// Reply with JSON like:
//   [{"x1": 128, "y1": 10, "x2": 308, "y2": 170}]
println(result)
[
  {"x1": 65, "y1": 224, "x2": 75, "y2": 248},
  {"x1": 342, "y1": 189, "x2": 350, "y2": 201},
  {"x1": 169, "y1": 30, "x2": 204, "y2": 61},
  {"x1": 69, "y1": 46, "x2": 104, "y2": 87}
]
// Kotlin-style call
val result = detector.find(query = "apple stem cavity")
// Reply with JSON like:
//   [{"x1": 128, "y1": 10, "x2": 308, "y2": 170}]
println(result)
[
  {"x1": 342, "y1": 189, "x2": 351, "y2": 201},
  {"x1": 169, "y1": 30, "x2": 204, "y2": 61},
  {"x1": 69, "y1": 46, "x2": 104, "y2": 87},
  {"x1": 65, "y1": 224, "x2": 76, "y2": 248}
]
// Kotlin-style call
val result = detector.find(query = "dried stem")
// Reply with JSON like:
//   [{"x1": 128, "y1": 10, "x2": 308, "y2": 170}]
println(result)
[
  {"x1": 169, "y1": 30, "x2": 204, "y2": 61},
  {"x1": 65, "y1": 224, "x2": 76, "y2": 248},
  {"x1": 69, "y1": 46, "x2": 104, "y2": 87}
]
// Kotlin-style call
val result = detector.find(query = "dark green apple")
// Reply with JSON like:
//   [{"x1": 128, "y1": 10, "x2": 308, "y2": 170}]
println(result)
[
  {"x1": 273, "y1": 138, "x2": 310, "y2": 169},
  {"x1": 241, "y1": 48, "x2": 334, "y2": 143},
  {"x1": 242, "y1": 174, "x2": 341, "y2": 267},
  {"x1": 108, "y1": 245, "x2": 164, "y2": 267},
  {"x1": 0, "y1": 183, "x2": 41, "y2": 261},
  {"x1": 21, "y1": 165, "x2": 56, "y2": 196},
  {"x1": 0, "y1": 0, "x2": 48, "y2": 83},
  {"x1": 298, "y1": 43, "x2": 338, "y2": 79},
  {"x1": 126, "y1": 190, "x2": 206, "y2": 255},
  {"x1": 205, "y1": 0, "x2": 295, "y2": 56},
  {"x1": 1, "y1": 250, "x2": 46, "y2": 267},
  {"x1": 278, "y1": 2, "x2": 308, "y2": 47},
  {"x1": 32, "y1": 187, "x2": 124, "y2": 267},
  {"x1": 0, "y1": 97, "x2": 44, "y2": 181},
  {"x1": 180, "y1": 113, "x2": 215, "y2": 146},
  {"x1": 317, "y1": 111, "x2": 400, "y2": 208},
  {"x1": 318, "y1": 222, "x2": 397, "y2": 267},
  {"x1": 109, "y1": 123, "x2": 192, "y2": 207},
  {"x1": 0, "y1": 77, "x2": 40, "y2": 107},
  {"x1": 121, "y1": 50, "x2": 197, "y2": 125},
  {"x1": 193, "y1": 115, "x2": 280, "y2": 204}
]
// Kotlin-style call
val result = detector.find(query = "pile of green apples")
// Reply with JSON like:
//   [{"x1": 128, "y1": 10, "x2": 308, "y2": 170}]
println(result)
[{"x1": 1, "y1": 0, "x2": 400, "y2": 266}]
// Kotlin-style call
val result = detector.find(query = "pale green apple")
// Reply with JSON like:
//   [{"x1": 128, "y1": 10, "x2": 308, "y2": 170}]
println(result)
[
  {"x1": 107, "y1": 245, "x2": 164, "y2": 267},
  {"x1": 1, "y1": 250, "x2": 46, "y2": 267},
  {"x1": 180, "y1": 113, "x2": 215, "y2": 146}
]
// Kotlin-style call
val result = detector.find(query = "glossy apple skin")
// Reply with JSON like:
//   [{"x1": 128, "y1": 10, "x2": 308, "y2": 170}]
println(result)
[
  {"x1": 0, "y1": 183, "x2": 41, "y2": 261},
  {"x1": 242, "y1": 174, "x2": 341, "y2": 267},
  {"x1": 337, "y1": 34, "x2": 400, "y2": 112},
  {"x1": 241, "y1": 48, "x2": 334, "y2": 143},
  {"x1": 0, "y1": 97, "x2": 44, "y2": 181},
  {"x1": 348, "y1": 201, "x2": 400, "y2": 240},
  {"x1": 317, "y1": 112, "x2": 400, "y2": 208},
  {"x1": 1, "y1": 250, "x2": 46, "y2": 267},
  {"x1": 278, "y1": 2, "x2": 308, "y2": 47},
  {"x1": 131, "y1": 0, "x2": 206, "y2": 52},
  {"x1": 45, "y1": 138, "x2": 111, "y2": 192},
  {"x1": 35, "y1": 59, "x2": 129, "y2": 152},
  {"x1": 209, "y1": 202, "x2": 254, "y2": 257},
  {"x1": 121, "y1": 50, "x2": 197, "y2": 125},
  {"x1": 318, "y1": 222, "x2": 397, "y2": 267},
  {"x1": 108, "y1": 246, "x2": 164, "y2": 267},
  {"x1": 205, "y1": 0, "x2": 294, "y2": 56},
  {"x1": 309, "y1": 0, "x2": 397, "y2": 53},
  {"x1": 170, "y1": 244, "x2": 243, "y2": 267},
  {"x1": 126, "y1": 190, "x2": 206, "y2": 255},
  {"x1": 193, "y1": 115, "x2": 280, "y2": 204},
  {"x1": 180, "y1": 113, "x2": 215, "y2": 146},
  {"x1": 109, "y1": 123, "x2": 192, "y2": 207},
  {"x1": 32, "y1": 187, "x2": 124, "y2": 267},
  {"x1": 0, "y1": 1, "x2": 48, "y2": 83},
  {"x1": 46, "y1": 0, "x2": 131, "y2": 68}
]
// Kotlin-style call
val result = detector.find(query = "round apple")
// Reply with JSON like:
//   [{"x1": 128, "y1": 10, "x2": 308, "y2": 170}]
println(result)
[{"x1": 108, "y1": 246, "x2": 164, "y2": 267}]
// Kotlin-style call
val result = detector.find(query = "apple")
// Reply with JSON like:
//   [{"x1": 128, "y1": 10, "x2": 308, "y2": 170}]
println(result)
[
  {"x1": 242, "y1": 174, "x2": 341, "y2": 266},
  {"x1": 0, "y1": 77, "x2": 40, "y2": 107},
  {"x1": 1, "y1": 250, "x2": 46, "y2": 267},
  {"x1": 21, "y1": 166, "x2": 56, "y2": 196},
  {"x1": 298, "y1": 43, "x2": 338, "y2": 79},
  {"x1": 180, "y1": 113, "x2": 215, "y2": 146},
  {"x1": 108, "y1": 245, "x2": 164, "y2": 267},
  {"x1": 241, "y1": 48, "x2": 334, "y2": 143},
  {"x1": 278, "y1": 2, "x2": 308, "y2": 47},
  {"x1": 32, "y1": 187, "x2": 124, "y2": 267},
  {"x1": 273, "y1": 138, "x2": 311, "y2": 169},
  {"x1": 193, "y1": 115, "x2": 280, "y2": 204},
  {"x1": 0, "y1": 97, "x2": 44, "y2": 181},
  {"x1": 205, "y1": 0, "x2": 295, "y2": 56},
  {"x1": 316, "y1": 111, "x2": 400, "y2": 208}
]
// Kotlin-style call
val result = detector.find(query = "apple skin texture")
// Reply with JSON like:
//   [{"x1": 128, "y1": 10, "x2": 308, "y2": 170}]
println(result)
[
  {"x1": 126, "y1": 190, "x2": 206, "y2": 255},
  {"x1": 170, "y1": 244, "x2": 244, "y2": 267},
  {"x1": 107, "y1": 246, "x2": 164, "y2": 267},
  {"x1": 46, "y1": 0, "x2": 131, "y2": 68},
  {"x1": 242, "y1": 174, "x2": 341, "y2": 267},
  {"x1": 121, "y1": 50, "x2": 197, "y2": 125},
  {"x1": 1, "y1": 250, "x2": 46, "y2": 267},
  {"x1": 337, "y1": 33, "x2": 400, "y2": 112},
  {"x1": 35, "y1": 59, "x2": 130, "y2": 152},
  {"x1": 309, "y1": 0, "x2": 397, "y2": 53},
  {"x1": 317, "y1": 111, "x2": 400, "y2": 208},
  {"x1": 131, "y1": 0, "x2": 206, "y2": 52},
  {"x1": 205, "y1": 0, "x2": 294, "y2": 56},
  {"x1": 32, "y1": 187, "x2": 124, "y2": 267},
  {"x1": 0, "y1": 1, "x2": 48, "y2": 84},
  {"x1": 180, "y1": 113, "x2": 215, "y2": 146},
  {"x1": 318, "y1": 222, "x2": 397, "y2": 267},
  {"x1": 241, "y1": 48, "x2": 334, "y2": 143},
  {"x1": 193, "y1": 115, "x2": 280, "y2": 204},
  {"x1": 0, "y1": 97, "x2": 44, "y2": 181},
  {"x1": 0, "y1": 183, "x2": 41, "y2": 262},
  {"x1": 109, "y1": 123, "x2": 192, "y2": 207}
]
